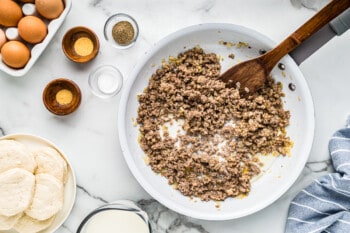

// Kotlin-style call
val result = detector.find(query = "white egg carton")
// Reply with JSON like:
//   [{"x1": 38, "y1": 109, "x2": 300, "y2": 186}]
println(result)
[{"x1": 0, "y1": 0, "x2": 72, "y2": 77}]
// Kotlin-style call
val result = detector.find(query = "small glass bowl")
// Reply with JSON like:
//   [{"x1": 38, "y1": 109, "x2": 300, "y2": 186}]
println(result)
[
  {"x1": 88, "y1": 65, "x2": 123, "y2": 99},
  {"x1": 103, "y1": 13, "x2": 139, "y2": 49},
  {"x1": 77, "y1": 200, "x2": 152, "y2": 233}
]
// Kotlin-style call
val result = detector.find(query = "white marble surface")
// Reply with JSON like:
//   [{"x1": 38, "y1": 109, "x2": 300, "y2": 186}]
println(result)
[{"x1": 0, "y1": 0, "x2": 349, "y2": 232}]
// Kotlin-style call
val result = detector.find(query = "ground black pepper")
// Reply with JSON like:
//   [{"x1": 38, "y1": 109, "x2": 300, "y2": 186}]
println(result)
[
  {"x1": 112, "y1": 21, "x2": 134, "y2": 45},
  {"x1": 288, "y1": 83, "x2": 296, "y2": 91},
  {"x1": 278, "y1": 62, "x2": 286, "y2": 70},
  {"x1": 259, "y1": 49, "x2": 267, "y2": 55}
]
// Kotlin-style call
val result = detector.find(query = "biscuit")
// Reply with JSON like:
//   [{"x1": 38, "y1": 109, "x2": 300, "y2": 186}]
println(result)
[
  {"x1": 0, "y1": 140, "x2": 36, "y2": 173},
  {"x1": 0, "y1": 213, "x2": 23, "y2": 230},
  {"x1": 25, "y1": 174, "x2": 64, "y2": 220},
  {"x1": 34, "y1": 146, "x2": 68, "y2": 183},
  {"x1": 0, "y1": 168, "x2": 35, "y2": 216},
  {"x1": 14, "y1": 214, "x2": 55, "y2": 233}
]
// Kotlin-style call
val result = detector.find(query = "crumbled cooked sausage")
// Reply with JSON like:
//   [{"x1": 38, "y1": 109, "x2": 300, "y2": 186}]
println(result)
[{"x1": 137, "y1": 47, "x2": 292, "y2": 201}]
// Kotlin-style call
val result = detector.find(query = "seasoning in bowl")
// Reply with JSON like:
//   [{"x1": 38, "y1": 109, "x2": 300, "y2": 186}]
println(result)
[
  {"x1": 62, "y1": 26, "x2": 99, "y2": 63},
  {"x1": 88, "y1": 65, "x2": 123, "y2": 99},
  {"x1": 112, "y1": 21, "x2": 134, "y2": 45},
  {"x1": 104, "y1": 13, "x2": 139, "y2": 49},
  {"x1": 55, "y1": 89, "x2": 73, "y2": 105},
  {"x1": 73, "y1": 37, "x2": 94, "y2": 57},
  {"x1": 42, "y1": 78, "x2": 81, "y2": 115}
]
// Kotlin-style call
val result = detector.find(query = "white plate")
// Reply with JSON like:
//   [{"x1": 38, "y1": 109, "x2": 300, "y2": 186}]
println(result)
[
  {"x1": 0, "y1": 133, "x2": 76, "y2": 232},
  {"x1": 118, "y1": 23, "x2": 315, "y2": 220},
  {"x1": 0, "y1": 0, "x2": 72, "y2": 77}
]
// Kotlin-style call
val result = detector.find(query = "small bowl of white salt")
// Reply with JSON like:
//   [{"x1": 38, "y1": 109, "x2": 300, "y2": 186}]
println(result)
[{"x1": 88, "y1": 65, "x2": 123, "y2": 99}]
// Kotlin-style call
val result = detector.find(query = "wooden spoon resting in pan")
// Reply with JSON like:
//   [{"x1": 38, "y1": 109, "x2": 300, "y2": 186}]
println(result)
[{"x1": 220, "y1": 0, "x2": 350, "y2": 95}]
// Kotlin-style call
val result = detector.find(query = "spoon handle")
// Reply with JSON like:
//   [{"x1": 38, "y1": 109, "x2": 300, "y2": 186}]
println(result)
[{"x1": 261, "y1": 0, "x2": 350, "y2": 71}]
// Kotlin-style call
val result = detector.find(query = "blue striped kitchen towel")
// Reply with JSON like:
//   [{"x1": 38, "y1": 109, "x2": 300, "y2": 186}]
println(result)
[{"x1": 285, "y1": 117, "x2": 350, "y2": 233}]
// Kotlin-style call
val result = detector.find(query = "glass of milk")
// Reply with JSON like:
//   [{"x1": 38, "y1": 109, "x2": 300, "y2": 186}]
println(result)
[{"x1": 77, "y1": 200, "x2": 152, "y2": 233}]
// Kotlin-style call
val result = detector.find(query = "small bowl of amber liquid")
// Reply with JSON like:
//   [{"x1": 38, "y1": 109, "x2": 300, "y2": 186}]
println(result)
[
  {"x1": 62, "y1": 26, "x2": 99, "y2": 63},
  {"x1": 43, "y1": 78, "x2": 82, "y2": 115}
]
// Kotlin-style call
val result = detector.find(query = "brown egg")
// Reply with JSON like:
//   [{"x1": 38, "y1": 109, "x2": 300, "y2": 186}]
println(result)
[
  {"x1": 18, "y1": 16, "x2": 48, "y2": 44},
  {"x1": 0, "y1": 0, "x2": 23, "y2": 27},
  {"x1": 36, "y1": 0, "x2": 64, "y2": 20},
  {"x1": 0, "y1": 29, "x2": 7, "y2": 49},
  {"x1": 1, "y1": 41, "x2": 31, "y2": 68}
]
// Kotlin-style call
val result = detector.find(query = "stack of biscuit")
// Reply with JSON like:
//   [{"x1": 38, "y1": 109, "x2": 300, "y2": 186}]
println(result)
[{"x1": 0, "y1": 140, "x2": 67, "y2": 233}]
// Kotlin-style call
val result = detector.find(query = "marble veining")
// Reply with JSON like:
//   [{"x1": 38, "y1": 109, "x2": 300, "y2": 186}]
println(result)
[
  {"x1": 194, "y1": 0, "x2": 216, "y2": 13},
  {"x1": 305, "y1": 159, "x2": 333, "y2": 173},
  {"x1": 76, "y1": 185, "x2": 109, "y2": 204},
  {"x1": 59, "y1": 224, "x2": 74, "y2": 233},
  {"x1": 1, "y1": 0, "x2": 350, "y2": 232},
  {"x1": 75, "y1": 182, "x2": 211, "y2": 233},
  {"x1": 291, "y1": 0, "x2": 330, "y2": 10},
  {"x1": 57, "y1": 159, "x2": 334, "y2": 233},
  {"x1": 138, "y1": 200, "x2": 210, "y2": 233},
  {"x1": 89, "y1": 0, "x2": 102, "y2": 7},
  {"x1": 0, "y1": 127, "x2": 5, "y2": 137}
]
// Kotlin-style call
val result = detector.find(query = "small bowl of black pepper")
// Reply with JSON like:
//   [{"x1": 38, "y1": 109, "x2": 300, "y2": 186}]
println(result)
[{"x1": 104, "y1": 13, "x2": 139, "y2": 49}]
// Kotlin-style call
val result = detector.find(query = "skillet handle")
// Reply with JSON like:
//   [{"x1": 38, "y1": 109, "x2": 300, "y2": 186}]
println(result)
[
  {"x1": 330, "y1": 7, "x2": 350, "y2": 35},
  {"x1": 290, "y1": 8, "x2": 350, "y2": 65}
]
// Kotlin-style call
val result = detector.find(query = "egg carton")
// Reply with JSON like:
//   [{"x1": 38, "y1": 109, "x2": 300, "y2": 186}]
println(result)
[{"x1": 0, "y1": 0, "x2": 72, "y2": 77}]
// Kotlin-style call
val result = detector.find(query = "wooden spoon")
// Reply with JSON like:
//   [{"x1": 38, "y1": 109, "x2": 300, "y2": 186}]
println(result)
[{"x1": 220, "y1": 0, "x2": 350, "y2": 95}]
